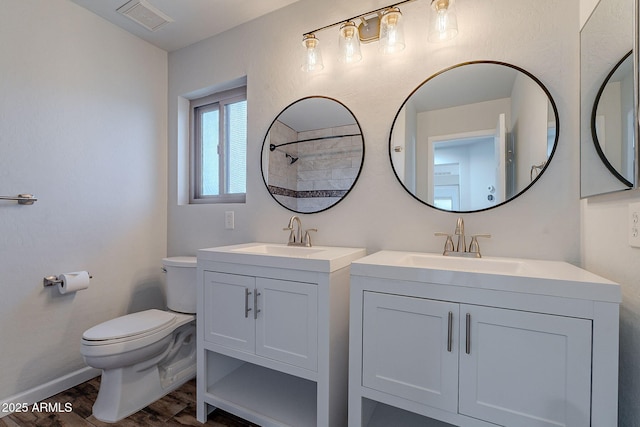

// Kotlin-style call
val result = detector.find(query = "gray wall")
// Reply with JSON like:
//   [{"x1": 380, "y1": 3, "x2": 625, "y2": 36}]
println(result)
[
  {"x1": 168, "y1": 0, "x2": 580, "y2": 264},
  {"x1": 0, "y1": 0, "x2": 168, "y2": 402}
]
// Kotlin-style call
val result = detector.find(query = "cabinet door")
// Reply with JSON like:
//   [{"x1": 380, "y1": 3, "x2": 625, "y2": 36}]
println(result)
[
  {"x1": 362, "y1": 292, "x2": 459, "y2": 412},
  {"x1": 203, "y1": 271, "x2": 255, "y2": 353},
  {"x1": 255, "y1": 277, "x2": 318, "y2": 371},
  {"x1": 459, "y1": 305, "x2": 592, "y2": 427}
]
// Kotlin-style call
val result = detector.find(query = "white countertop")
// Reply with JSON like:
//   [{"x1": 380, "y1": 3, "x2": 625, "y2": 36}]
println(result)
[
  {"x1": 351, "y1": 250, "x2": 621, "y2": 303},
  {"x1": 198, "y1": 242, "x2": 367, "y2": 273}
]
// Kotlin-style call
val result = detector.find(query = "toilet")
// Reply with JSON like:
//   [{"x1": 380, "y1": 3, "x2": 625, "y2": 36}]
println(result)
[{"x1": 80, "y1": 256, "x2": 197, "y2": 423}]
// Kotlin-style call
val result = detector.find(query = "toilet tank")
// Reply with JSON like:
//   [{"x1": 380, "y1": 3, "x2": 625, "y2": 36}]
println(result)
[{"x1": 162, "y1": 256, "x2": 197, "y2": 314}]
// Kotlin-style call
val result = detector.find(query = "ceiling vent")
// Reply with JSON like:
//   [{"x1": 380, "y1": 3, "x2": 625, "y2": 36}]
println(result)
[{"x1": 117, "y1": 0, "x2": 174, "y2": 32}]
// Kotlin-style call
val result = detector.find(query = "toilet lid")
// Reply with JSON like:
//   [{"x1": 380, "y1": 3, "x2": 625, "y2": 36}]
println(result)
[
  {"x1": 82, "y1": 309, "x2": 176, "y2": 341},
  {"x1": 162, "y1": 256, "x2": 196, "y2": 267}
]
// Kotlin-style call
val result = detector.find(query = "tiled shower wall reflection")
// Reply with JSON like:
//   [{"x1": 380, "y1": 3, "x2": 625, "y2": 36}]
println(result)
[{"x1": 267, "y1": 121, "x2": 363, "y2": 212}]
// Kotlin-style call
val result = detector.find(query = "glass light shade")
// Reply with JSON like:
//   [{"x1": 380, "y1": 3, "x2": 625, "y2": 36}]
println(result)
[
  {"x1": 301, "y1": 34, "x2": 324, "y2": 72},
  {"x1": 379, "y1": 7, "x2": 405, "y2": 54},
  {"x1": 338, "y1": 21, "x2": 362, "y2": 63},
  {"x1": 428, "y1": 0, "x2": 458, "y2": 42}
]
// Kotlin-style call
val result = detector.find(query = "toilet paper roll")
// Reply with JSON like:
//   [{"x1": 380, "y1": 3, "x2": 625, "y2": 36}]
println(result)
[{"x1": 58, "y1": 271, "x2": 90, "y2": 294}]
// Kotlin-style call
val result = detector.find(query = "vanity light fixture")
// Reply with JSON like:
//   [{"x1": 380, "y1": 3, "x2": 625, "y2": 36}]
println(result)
[
  {"x1": 301, "y1": 0, "x2": 415, "y2": 72},
  {"x1": 428, "y1": 0, "x2": 458, "y2": 42},
  {"x1": 301, "y1": 34, "x2": 324, "y2": 72},
  {"x1": 301, "y1": 0, "x2": 459, "y2": 72},
  {"x1": 338, "y1": 21, "x2": 363, "y2": 63},
  {"x1": 379, "y1": 7, "x2": 405, "y2": 53}
]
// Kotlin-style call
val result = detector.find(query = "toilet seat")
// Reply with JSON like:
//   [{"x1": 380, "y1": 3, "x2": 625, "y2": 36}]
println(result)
[
  {"x1": 81, "y1": 309, "x2": 195, "y2": 359},
  {"x1": 83, "y1": 309, "x2": 177, "y2": 345}
]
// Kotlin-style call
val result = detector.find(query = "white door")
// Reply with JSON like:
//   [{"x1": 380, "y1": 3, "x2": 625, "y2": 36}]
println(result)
[
  {"x1": 362, "y1": 292, "x2": 459, "y2": 412},
  {"x1": 459, "y1": 305, "x2": 592, "y2": 427},
  {"x1": 203, "y1": 271, "x2": 255, "y2": 353},
  {"x1": 255, "y1": 277, "x2": 318, "y2": 371},
  {"x1": 494, "y1": 113, "x2": 507, "y2": 203}
]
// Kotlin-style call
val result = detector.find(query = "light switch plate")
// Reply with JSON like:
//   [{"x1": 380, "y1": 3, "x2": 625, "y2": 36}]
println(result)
[
  {"x1": 629, "y1": 203, "x2": 640, "y2": 247},
  {"x1": 225, "y1": 211, "x2": 234, "y2": 230}
]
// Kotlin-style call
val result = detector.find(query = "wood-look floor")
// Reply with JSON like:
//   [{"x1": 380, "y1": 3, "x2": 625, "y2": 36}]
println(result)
[{"x1": 0, "y1": 377, "x2": 258, "y2": 427}]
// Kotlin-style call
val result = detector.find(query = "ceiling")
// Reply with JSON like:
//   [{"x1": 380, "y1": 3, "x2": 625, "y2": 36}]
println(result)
[
  {"x1": 411, "y1": 63, "x2": 519, "y2": 112},
  {"x1": 70, "y1": 0, "x2": 301, "y2": 52},
  {"x1": 278, "y1": 98, "x2": 357, "y2": 133}
]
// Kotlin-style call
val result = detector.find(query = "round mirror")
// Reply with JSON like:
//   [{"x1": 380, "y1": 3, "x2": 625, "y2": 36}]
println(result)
[
  {"x1": 591, "y1": 51, "x2": 634, "y2": 187},
  {"x1": 390, "y1": 61, "x2": 559, "y2": 213},
  {"x1": 261, "y1": 96, "x2": 365, "y2": 213}
]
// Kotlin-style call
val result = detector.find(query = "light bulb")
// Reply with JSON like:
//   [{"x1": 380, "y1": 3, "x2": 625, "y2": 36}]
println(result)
[
  {"x1": 379, "y1": 7, "x2": 405, "y2": 54},
  {"x1": 338, "y1": 21, "x2": 362, "y2": 63},
  {"x1": 428, "y1": 0, "x2": 458, "y2": 42},
  {"x1": 301, "y1": 34, "x2": 324, "y2": 72}
]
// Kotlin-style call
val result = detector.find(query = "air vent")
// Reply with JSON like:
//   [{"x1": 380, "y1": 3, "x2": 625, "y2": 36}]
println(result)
[{"x1": 117, "y1": 0, "x2": 174, "y2": 32}]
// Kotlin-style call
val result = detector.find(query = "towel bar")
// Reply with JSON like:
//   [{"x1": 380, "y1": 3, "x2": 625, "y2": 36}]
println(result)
[{"x1": 0, "y1": 194, "x2": 37, "y2": 205}]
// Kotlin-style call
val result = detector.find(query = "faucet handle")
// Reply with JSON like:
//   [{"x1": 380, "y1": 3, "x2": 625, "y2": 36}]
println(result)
[
  {"x1": 303, "y1": 229, "x2": 317, "y2": 247},
  {"x1": 435, "y1": 232, "x2": 454, "y2": 254},
  {"x1": 283, "y1": 226, "x2": 295, "y2": 244},
  {"x1": 469, "y1": 234, "x2": 491, "y2": 256}
]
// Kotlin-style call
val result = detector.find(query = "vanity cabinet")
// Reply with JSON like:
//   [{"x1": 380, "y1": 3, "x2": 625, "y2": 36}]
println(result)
[
  {"x1": 196, "y1": 243, "x2": 366, "y2": 427},
  {"x1": 349, "y1": 251, "x2": 621, "y2": 427},
  {"x1": 203, "y1": 272, "x2": 318, "y2": 371},
  {"x1": 362, "y1": 292, "x2": 592, "y2": 426}
]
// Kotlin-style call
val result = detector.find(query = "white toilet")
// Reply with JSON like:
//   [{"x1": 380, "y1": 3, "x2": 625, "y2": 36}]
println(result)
[{"x1": 80, "y1": 256, "x2": 197, "y2": 423}]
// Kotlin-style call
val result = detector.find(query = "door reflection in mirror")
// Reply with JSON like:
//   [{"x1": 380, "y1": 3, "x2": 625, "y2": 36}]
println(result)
[{"x1": 390, "y1": 61, "x2": 558, "y2": 213}]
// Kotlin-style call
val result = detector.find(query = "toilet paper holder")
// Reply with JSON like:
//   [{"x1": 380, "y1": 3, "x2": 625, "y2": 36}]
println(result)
[{"x1": 43, "y1": 273, "x2": 93, "y2": 287}]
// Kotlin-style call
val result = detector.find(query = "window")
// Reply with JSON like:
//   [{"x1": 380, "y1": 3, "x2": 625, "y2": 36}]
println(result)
[{"x1": 191, "y1": 87, "x2": 247, "y2": 203}]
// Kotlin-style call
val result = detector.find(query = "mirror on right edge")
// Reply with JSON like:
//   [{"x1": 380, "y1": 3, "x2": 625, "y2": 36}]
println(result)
[
  {"x1": 580, "y1": 0, "x2": 637, "y2": 197},
  {"x1": 389, "y1": 61, "x2": 558, "y2": 213}
]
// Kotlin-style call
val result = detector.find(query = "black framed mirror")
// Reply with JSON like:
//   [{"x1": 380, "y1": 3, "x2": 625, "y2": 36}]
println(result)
[
  {"x1": 591, "y1": 51, "x2": 635, "y2": 188},
  {"x1": 580, "y1": 0, "x2": 636, "y2": 197},
  {"x1": 389, "y1": 61, "x2": 559, "y2": 213},
  {"x1": 261, "y1": 96, "x2": 365, "y2": 213}
]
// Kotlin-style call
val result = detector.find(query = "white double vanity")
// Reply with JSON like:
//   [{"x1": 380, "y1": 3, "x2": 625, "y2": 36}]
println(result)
[
  {"x1": 348, "y1": 251, "x2": 620, "y2": 427},
  {"x1": 195, "y1": 243, "x2": 620, "y2": 427},
  {"x1": 196, "y1": 243, "x2": 366, "y2": 426}
]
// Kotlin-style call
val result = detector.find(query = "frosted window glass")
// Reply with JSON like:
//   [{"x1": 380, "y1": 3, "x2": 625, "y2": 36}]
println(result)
[
  {"x1": 226, "y1": 100, "x2": 247, "y2": 194},
  {"x1": 201, "y1": 109, "x2": 220, "y2": 196}
]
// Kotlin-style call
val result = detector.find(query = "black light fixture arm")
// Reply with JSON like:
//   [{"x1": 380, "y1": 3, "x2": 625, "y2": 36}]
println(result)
[{"x1": 302, "y1": 0, "x2": 417, "y2": 37}]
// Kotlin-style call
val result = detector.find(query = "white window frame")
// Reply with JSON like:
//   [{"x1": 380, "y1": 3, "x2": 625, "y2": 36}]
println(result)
[{"x1": 190, "y1": 86, "x2": 247, "y2": 204}]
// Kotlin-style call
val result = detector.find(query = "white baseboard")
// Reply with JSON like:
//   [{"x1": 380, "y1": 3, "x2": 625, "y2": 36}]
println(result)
[{"x1": 0, "y1": 366, "x2": 100, "y2": 418}]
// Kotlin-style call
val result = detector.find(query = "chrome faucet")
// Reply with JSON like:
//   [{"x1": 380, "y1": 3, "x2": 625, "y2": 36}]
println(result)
[
  {"x1": 435, "y1": 217, "x2": 491, "y2": 258},
  {"x1": 284, "y1": 215, "x2": 302, "y2": 245},
  {"x1": 283, "y1": 216, "x2": 317, "y2": 247},
  {"x1": 455, "y1": 217, "x2": 466, "y2": 252}
]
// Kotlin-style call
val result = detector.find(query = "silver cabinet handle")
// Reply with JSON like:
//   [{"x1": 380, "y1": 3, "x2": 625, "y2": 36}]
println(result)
[
  {"x1": 244, "y1": 288, "x2": 252, "y2": 318},
  {"x1": 254, "y1": 291, "x2": 261, "y2": 320},
  {"x1": 465, "y1": 313, "x2": 471, "y2": 354},
  {"x1": 447, "y1": 311, "x2": 453, "y2": 352}
]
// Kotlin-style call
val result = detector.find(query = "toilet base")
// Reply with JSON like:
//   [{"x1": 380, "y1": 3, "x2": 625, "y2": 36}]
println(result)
[{"x1": 92, "y1": 323, "x2": 196, "y2": 423}]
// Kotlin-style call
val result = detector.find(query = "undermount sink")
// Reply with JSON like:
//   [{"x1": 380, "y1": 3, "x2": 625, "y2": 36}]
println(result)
[
  {"x1": 198, "y1": 242, "x2": 366, "y2": 273},
  {"x1": 350, "y1": 250, "x2": 620, "y2": 302},
  {"x1": 400, "y1": 252, "x2": 527, "y2": 275},
  {"x1": 230, "y1": 243, "x2": 325, "y2": 257}
]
